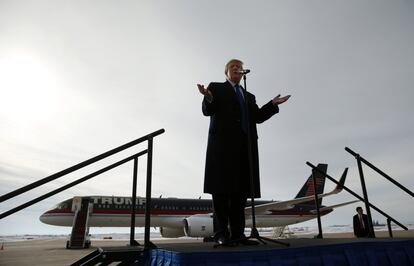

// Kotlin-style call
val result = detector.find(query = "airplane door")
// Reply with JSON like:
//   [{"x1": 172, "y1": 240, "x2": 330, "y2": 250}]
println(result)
[
  {"x1": 72, "y1": 197, "x2": 82, "y2": 212},
  {"x1": 88, "y1": 201, "x2": 94, "y2": 213}
]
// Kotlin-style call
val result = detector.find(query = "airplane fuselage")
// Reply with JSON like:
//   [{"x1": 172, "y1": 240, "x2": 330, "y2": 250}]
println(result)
[{"x1": 40, "y1": 196, "x2": 331, "y2": 229}]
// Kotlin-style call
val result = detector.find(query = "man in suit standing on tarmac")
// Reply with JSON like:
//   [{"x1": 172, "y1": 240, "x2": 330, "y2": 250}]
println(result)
[
  {"x1": 353, "y1": 206, "x2": 370, "y2": 237},
  {"x1": 197, "y1": 59, "x2": 290, "y2": 245}
]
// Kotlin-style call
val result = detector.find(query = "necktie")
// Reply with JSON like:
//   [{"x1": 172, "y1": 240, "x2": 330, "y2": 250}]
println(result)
[
  {"x1": 235, "y1": 85, "x2": 247, "y2": 133},
  {"x1": 359, "y1": 215, "x2": 365, "y2": 229}
]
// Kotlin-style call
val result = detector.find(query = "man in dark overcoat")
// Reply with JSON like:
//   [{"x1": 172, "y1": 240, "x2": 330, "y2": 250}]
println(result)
[{"x1": 197, "y1": 59, "x2": 290, "y2": 245}]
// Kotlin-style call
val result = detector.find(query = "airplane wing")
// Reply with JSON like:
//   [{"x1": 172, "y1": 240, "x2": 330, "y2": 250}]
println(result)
[
  {"x1": 246, "y1": 168, "x2": 348, "y2": 216},
  {"x1": 310, "y1": 200, "x2": 360, "y2": 213}
]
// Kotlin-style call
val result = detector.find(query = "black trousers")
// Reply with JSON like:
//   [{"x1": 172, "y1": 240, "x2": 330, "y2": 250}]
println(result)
[{"x1": 212, "y1": 194, "x2": 247, "y2": 240}]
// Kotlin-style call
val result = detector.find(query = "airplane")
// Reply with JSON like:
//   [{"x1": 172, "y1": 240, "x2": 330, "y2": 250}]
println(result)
[{"x1": 40, "y1": 164, "x2": 357, "y2": 245}]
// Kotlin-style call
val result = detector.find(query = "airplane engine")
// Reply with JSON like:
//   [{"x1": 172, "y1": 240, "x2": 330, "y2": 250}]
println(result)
[
  {"x1": 159, "y1": 227, "x2": 185, "y2": 238},
  {"x1": 184, "y1": 214, "x2": 214, "y2": 237}
]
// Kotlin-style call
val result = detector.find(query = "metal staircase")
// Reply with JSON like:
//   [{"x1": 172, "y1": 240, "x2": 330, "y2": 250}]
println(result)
[{"x1": 68, "y1": 198, "x2": 91, "y2": 249}]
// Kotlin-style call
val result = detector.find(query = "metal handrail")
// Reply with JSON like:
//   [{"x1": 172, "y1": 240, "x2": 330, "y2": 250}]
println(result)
[
  {"x1": 0, "y1": 129, "x2": 165, "y2": 203},
  {"x1": 345, "y1": 147, "x2": 412, "y2": 237},
  {"x1": 0, "y1": 150, "x2": 147, "y2": 219},
  {"x1": 345, "y1": 147, "x2": 414, "y2": 197},
  {"x1": 0, "y1": 128, "x2": 165, "y2": 252},
  {"x1": 306, "y1": 161, "x2": 408, "y2": 231}
]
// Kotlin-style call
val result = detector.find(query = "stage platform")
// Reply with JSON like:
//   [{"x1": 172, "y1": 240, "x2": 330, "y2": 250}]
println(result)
[{"x1": 141, "y1": 238, "x2": 414, "y2": 266}]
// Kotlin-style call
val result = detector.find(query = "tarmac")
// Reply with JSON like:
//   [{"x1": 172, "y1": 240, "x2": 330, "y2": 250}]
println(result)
[{"x1": 0, "y1": 230, "x2": 413, "y2": 266}]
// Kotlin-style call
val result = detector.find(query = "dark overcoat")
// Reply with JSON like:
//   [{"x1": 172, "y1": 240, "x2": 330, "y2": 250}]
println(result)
[{"x1": 202, "y1": 81, "x2": 279, "y2": 198}]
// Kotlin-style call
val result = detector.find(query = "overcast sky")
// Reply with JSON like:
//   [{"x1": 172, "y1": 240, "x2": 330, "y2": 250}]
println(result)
[{"x1": 1, "y1": 0, "x2": 413, "y2": 235}]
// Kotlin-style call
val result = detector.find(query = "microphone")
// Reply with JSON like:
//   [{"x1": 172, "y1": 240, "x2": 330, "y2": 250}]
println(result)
[{"x1": 236, "y1": 69, "x2": 251, "y2": 74}]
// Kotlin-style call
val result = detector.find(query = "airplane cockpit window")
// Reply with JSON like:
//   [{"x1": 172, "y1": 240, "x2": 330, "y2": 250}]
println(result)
[{"x1": 54, "y1": 202, "x2": 69, "y2": 210}]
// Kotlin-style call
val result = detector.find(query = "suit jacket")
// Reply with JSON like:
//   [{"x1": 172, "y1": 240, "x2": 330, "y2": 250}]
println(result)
[
  {"x1": 353, "y1": 213, "x2": 369, "y2": 237},
  {"x1": 202, "y1": 81, "x2": 279, "y2": 198}
]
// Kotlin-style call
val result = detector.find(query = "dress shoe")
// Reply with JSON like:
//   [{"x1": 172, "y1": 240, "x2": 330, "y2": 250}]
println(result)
[
  {"x1": 214, "y1": 237, "x2": 237, "y2": 247},
  {"x1": 215, "y1": 236, "x2": 227, "y2": 245},
  {"x1": 237, "y1": 239, "x2": 259, "y2": 246}
]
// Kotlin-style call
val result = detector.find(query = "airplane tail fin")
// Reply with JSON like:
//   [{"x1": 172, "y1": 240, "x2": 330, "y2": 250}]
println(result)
[
  {"x1": 330, "y1": 167, "x2": 348, "y2": 194},
  {"x1": 295, "y1": 164, "x2": 327, "y2": 205}
]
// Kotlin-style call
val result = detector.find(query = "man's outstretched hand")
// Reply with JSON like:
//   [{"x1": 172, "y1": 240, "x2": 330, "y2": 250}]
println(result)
[
  {"x1": 197, "y1": 84, "x2": 213, "y2": 100},
  {"x1": 272, "y1": 94, "x2": 291, "y2": 106}
]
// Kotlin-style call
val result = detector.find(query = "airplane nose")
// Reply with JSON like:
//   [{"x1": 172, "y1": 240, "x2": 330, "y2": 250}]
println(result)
[
  {"x1": 39, "y1": 212, "x2": 49, "y2": 224},
  {"x1": 39, "y1": 213, "x2": 45, "y2": 222}
]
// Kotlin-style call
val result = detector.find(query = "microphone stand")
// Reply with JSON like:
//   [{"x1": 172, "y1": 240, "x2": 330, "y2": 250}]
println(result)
[{"x1": 215, "y1": 73, "x2": 289, "y2": 248}]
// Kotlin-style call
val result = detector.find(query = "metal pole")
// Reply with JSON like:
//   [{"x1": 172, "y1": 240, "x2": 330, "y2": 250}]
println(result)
[
  {"x1": 312, "y1": 169, "x2": 323, "y2": 238},
  {"x1": 144, "y1": 137, "x2": 154, "y2": 249},
  {"x1": 243, "y1": 74, "x2": 257, "y2": 231},
  {"x1": 387, "y1": 218, "x2": 393, "y2": 238},
  {"x1": 130, "y1": 157, "x2": 138, "y2": 246},
  {"x1": 356, "y1": 156, "x2": 375, "y2": 238}
]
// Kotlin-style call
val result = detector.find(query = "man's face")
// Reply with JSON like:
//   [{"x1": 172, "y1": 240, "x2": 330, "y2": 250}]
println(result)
[
  {"x1": 357, "y1": 208, "x2": 363, "y2": 215},
  {"x1": 226, "y1": 61, "x2": 243, "y2": 84}
]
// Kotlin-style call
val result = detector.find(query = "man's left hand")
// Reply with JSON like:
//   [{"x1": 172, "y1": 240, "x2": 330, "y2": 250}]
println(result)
[{"x1": 272, "y1": 94, "x2": 291, "y2": 106}]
